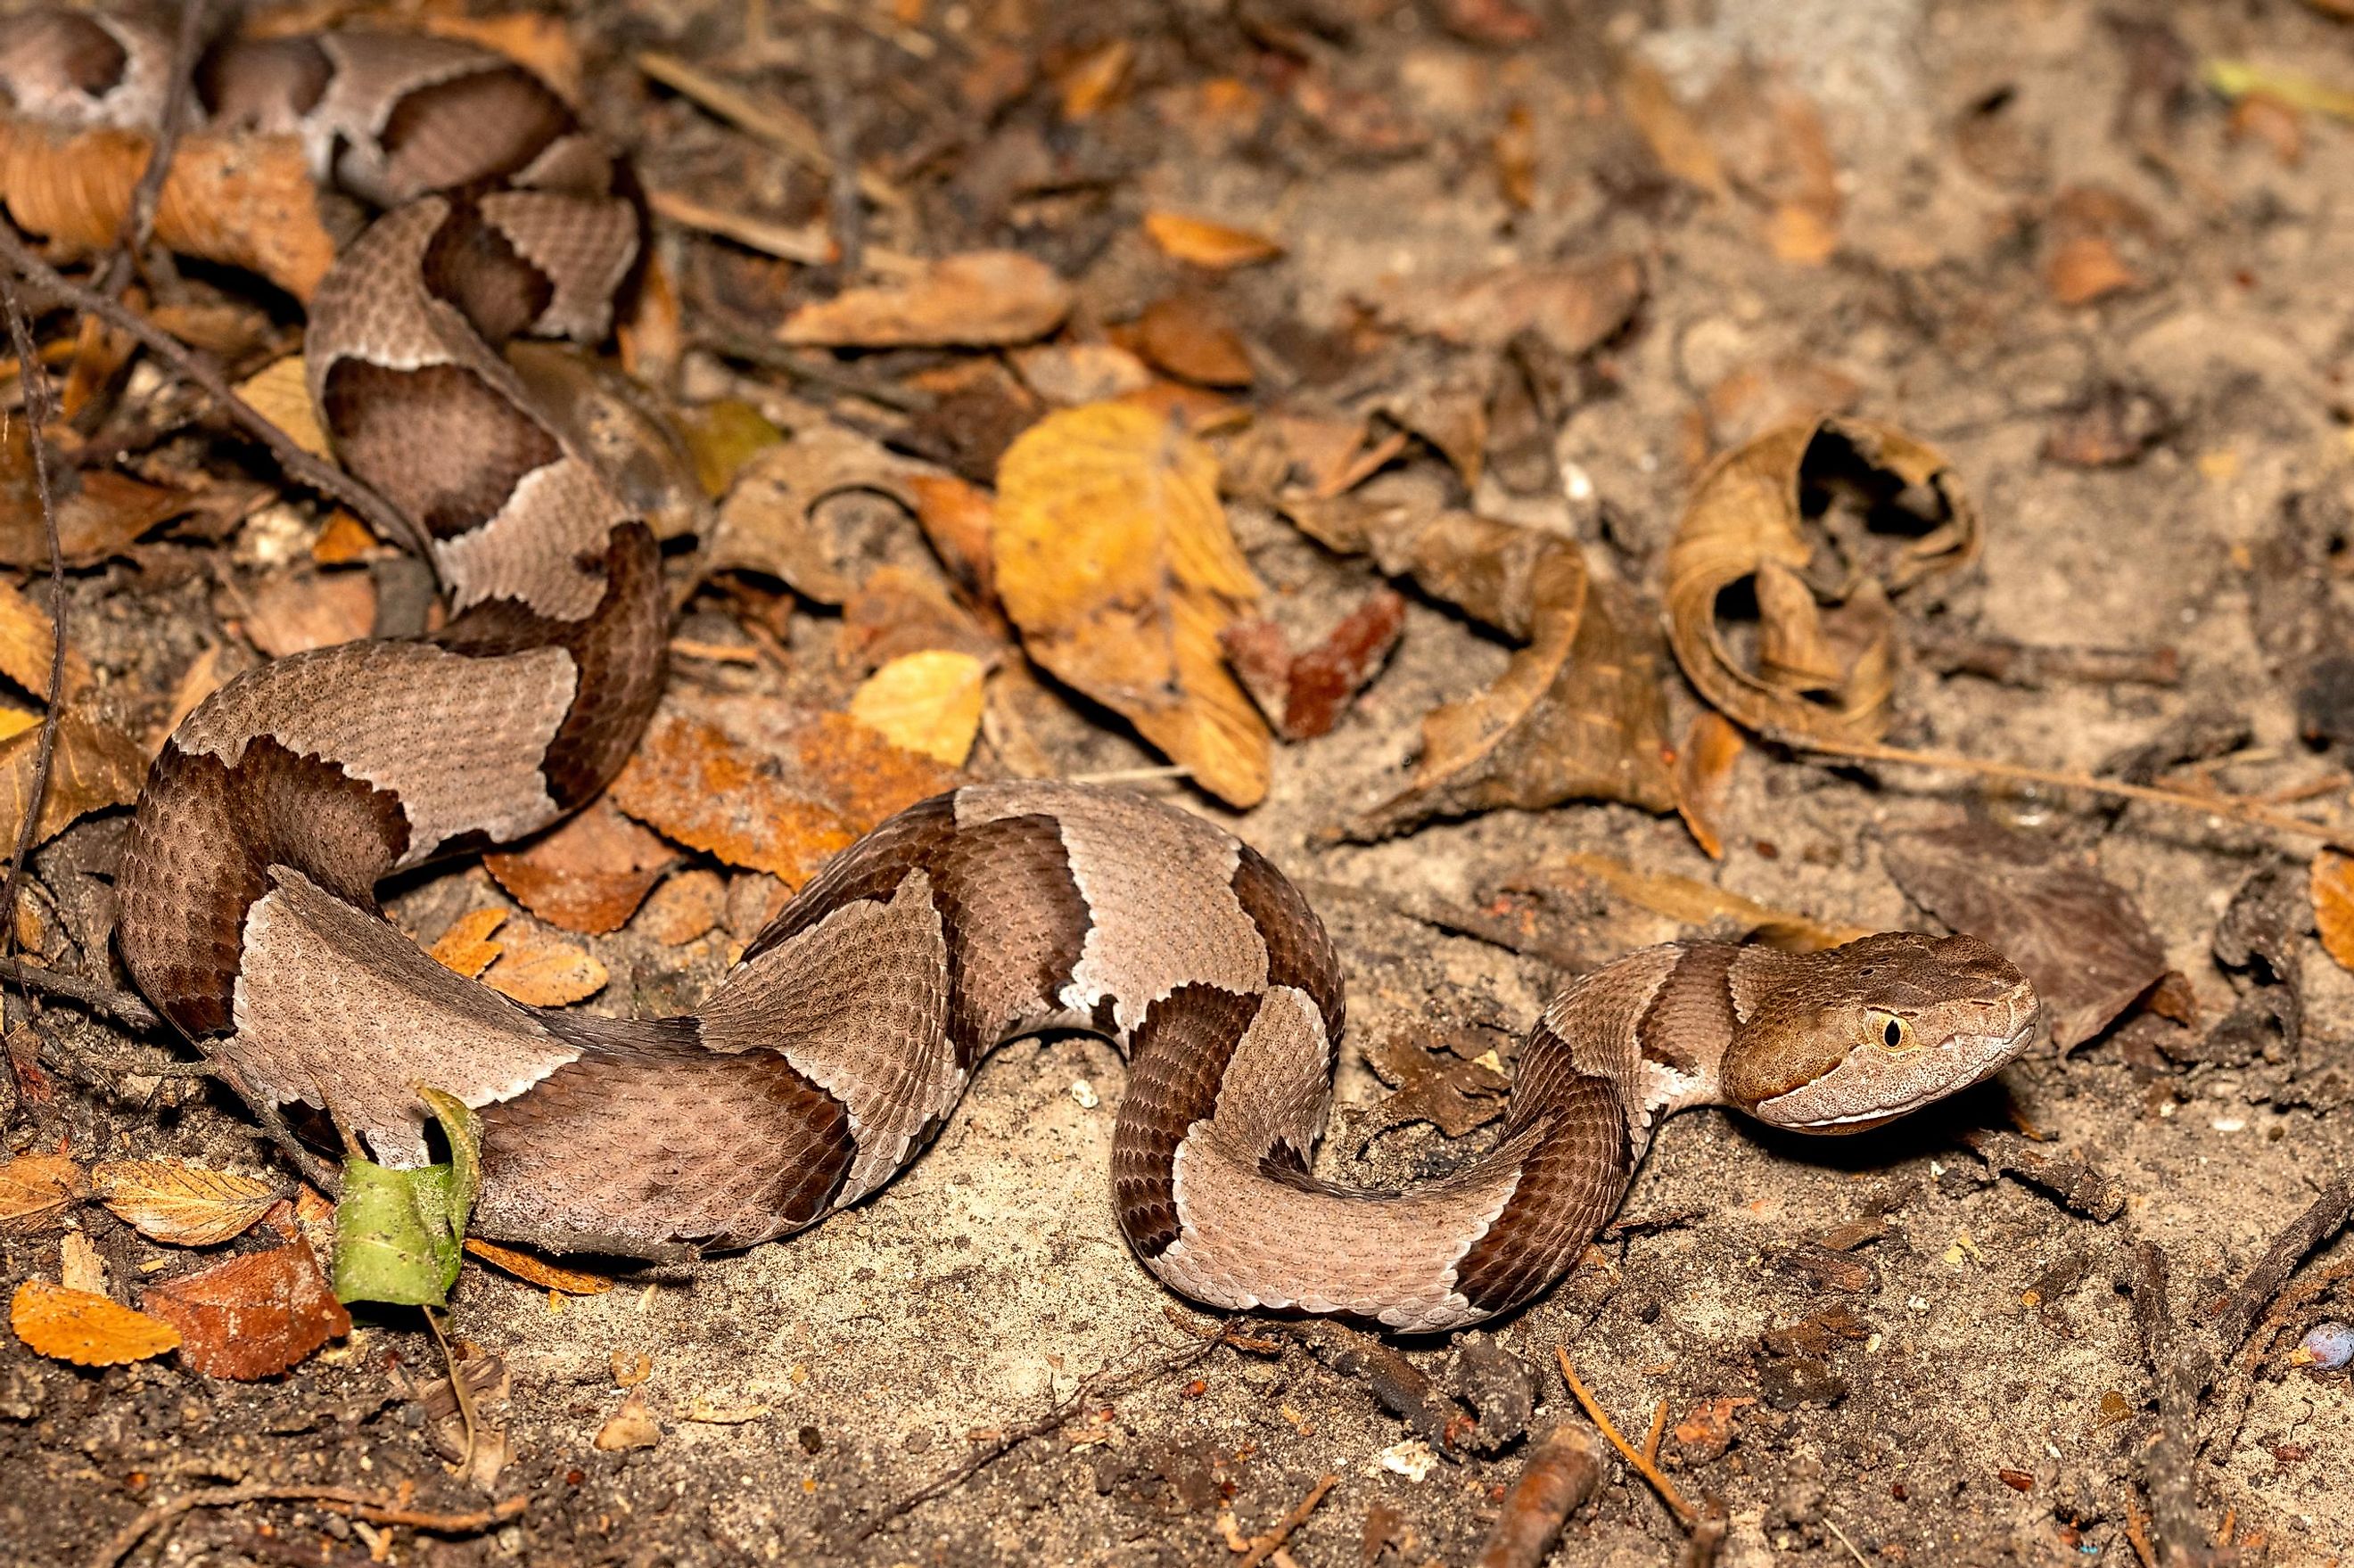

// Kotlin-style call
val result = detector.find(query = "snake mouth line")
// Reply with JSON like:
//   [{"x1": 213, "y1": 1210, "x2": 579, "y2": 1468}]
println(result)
[{"x1": 1803, "y1": 1012, "x2": 2043, "y2": 1129}]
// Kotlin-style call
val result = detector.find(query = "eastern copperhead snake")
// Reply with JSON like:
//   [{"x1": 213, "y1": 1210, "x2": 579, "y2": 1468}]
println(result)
[{"x1": 3, "y1": 12, "x2": 2042, "y2": 1332}]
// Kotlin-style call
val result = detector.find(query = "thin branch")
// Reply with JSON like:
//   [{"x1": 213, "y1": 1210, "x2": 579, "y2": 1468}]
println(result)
[
  {"x1": 94, "y1": 1482, "x2": 524, "y2": 1568},
  {"x1": 856, "y1": 1336, "x2": 1220, "y2": 1540},
  {"x1": 1554, "y1": 1346, "x2": 1696, "y2": 1528},
  {"x1": 0, "y1": 276, "x2": 70, "y2": 1025},
  {"x1": 100, "y1": 0, "x2": 210, "y2": 299},
  {"x1": 0, "y1": 226, "x2": 425, "y2": 558},
  {"x1": 810, "y1": 21, "x2": 866, "y2": 275},
  {"x1": 2130, "y1": 1243, "x2": 2210, "y2": 1568},
  {"x1": 0, "y1": 956, "x2": 160, "y2": 1030},
  {"x1": 1796, "y1": 735, "x2": 2354, "y2": 850},
  {"x1": 2210, "y1": 1174, "x2": 2354, "y2": 1354}
]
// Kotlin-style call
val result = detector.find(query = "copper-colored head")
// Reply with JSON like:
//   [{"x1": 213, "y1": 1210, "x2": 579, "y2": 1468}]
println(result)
[{"x1": 1721, "y1": 932, "x2": 2040, "y2": 1133}]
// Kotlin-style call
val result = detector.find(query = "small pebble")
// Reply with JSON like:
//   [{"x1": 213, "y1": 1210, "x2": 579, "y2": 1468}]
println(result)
[
  {"x1": 1070, "y1": 1079, "x2": 1099, "y2": 1109},
  {"x1": 2297, "y1": 1322, "x2": 2353, "y2": 1371}
]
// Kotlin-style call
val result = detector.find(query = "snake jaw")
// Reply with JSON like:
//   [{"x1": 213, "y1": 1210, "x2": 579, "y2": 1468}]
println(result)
[{"x1": 1742, "y1": 972, "x2": 2043, "y2": 1135}]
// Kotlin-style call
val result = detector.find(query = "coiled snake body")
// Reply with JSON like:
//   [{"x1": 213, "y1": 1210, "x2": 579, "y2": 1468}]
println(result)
[{"x1": 3, "y1": 13, "x2": 2041, "y2": 1331}]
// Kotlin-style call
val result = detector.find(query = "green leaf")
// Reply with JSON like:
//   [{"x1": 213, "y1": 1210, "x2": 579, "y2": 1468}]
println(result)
[{"x1": 329, "y1": 1088, "x2": 485, "y2": 1308}]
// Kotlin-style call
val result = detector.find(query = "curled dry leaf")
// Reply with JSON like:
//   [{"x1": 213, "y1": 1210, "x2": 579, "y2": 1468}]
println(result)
[
  {"x1": 141, "y1": 1241, "x2": 351, "y2": 1380},
  {"x1": 612, "y1": 710, "x2": 955, "y2": 887},
  {"x1": 1882, "y1": 820, "x2": 2164, "y2": 1052},
  {"x1": 1, "y1": 421, "x2": 193, "y2": 568},
  {"x1": 0, "y1": 1152, "x2": 88, "y2": 1236},
  {"x1": 1293, "y1": 501, "x2": 1674, "y2": 839},
  {"x1": 850, "y1": 650, "x2": 989, "y2": 767},
  {"x1": 94, "y1": 1160, "x2": 279, "y2": 1247},
  {"x1": 1361, "y1": 1029, "x2": 1510, "y2": 1142},
  {"x1": 994, "y1": 403, "x2": 1270, "y2": 807},
  {"x1": 1220, "y1": 587, "x2": 1407, "y2": 742},
  {"x1": 0, "y1": 121, "x2": 336, "y2": 298},
  {"x1": 777, "y1": 250, "x2": 1071, "y2": 348},
  {"x1": 484, "y1": 795, "x2": 679, "y2": 936},
  {"x1": 1673, "y1": 710, "x2": 1746, "y2": 860},
  {"x1": 1141, "y1": 210, "x2": 1284, "y2": 269},
  {"x1": 12, "y1": 1279, "x2": 180, "y2": 1367},
  {"x1": 1666, "y1": 417, "x2": 1980, "y2": 745},
  {"x1": 710, "y1": 426, "x2": 938, "y2": 604},
  {"x1": 464, "y1": 1236, "x2": 616, "y2": 1295}
]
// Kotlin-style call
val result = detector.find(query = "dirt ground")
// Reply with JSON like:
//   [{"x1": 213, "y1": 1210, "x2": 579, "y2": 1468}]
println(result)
[{"x1": 6, "y1": 0, "x2": 2354, "y2": 1564}]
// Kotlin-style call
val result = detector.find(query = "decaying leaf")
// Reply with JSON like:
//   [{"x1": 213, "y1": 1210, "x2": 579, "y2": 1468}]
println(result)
[
  {"x1": 482, "y1": 918, "x2": 609, "y2": 1007},
  {"x1": 1360, "y1": 1028, "x2": 1511, "y2": 1143},
  {"x1": 994, "y1": 403, "x2": 1270, "y2": 807},
  {"x1": 240, "y1": 569, "x2": 376, "y2": 657},
  {"x1": 850, "y1": 650, "x2": 988, "y2": 767},
  {"x1": 596, "y1": 1386, "x2": 663, "y2": 1451},
  {"x1": 11, "y1": 1278, "x2": 180, "y2": 1367},
  {"x1": 0, "y1": 120, "x2": 336, "y2": 298},
  {"x1": 1882, "y1": 820, "x2": 2163, "y2": 1052},
  {"x1": 710, "y1": 426, "x2": 942, "y2": 603},
  {"x1": 1364, "y1": 253, "x2": 1643, "y2": 357},
  {"x1": 676, "y1": 400, "x2": 786, "y2": 499},
  {"x1": 332, "y1": 1088, "x2": 481, "y2": 1308},
  {"x1": 0, "y1": 1152, "x2": 88, "y2": 1236},
  {"x1": 93, "y1": 1160, "x2": 278, "y2": 1247},
  {"x1": 839, "y1": 564, "x2": 1002, "y2": 675},
  {"x1": 636, "y1": 867, "x2": 726, "y2": 946},
  {"x1": 612, "y1": 708, "x2": 954, "y2": 886},
  {"x1": 0, "y1": 707, "x2": 145, "y2": 853},
  {"x1": 1142, "y1": 210, "x2": 1284, "y2": 269},
  {"x1": 0, "y1": 422, "x2": 193, "y2": 567},
  {"x1": 485, "y1": 796, "x2": 679, "y2": 936},
  {"x1": 233, "y1": 356, "x2": 331, "y2": 458},
  {"x1": 2310, "y1": 850, "x2": 2354, "y2": 973},
  {"x1": 0, "y1": 578, "x2": 92, "y2": 700},
  {"x1": 1519, "y1": 853, "x2": 1869, "y2": 951},
  {"x1": 1665, "y1": 417, "x2": 1979, "y2": 746},
  {"x1": 777, "y1": 250, "x2": 1071, "y2": 348},
  {"x1": 1618, "y1": 60, "x2": 1730, "y2": 198},
  {"x1": 1673, "y1": 710, "x2": 1746, "y2": 860},
  {"x1": 57, "y1": 1230, "x2": 106, "y2": 1296},
  {"x1": 1219, "y1": 587, "x2": 1407, "y2": 742},
  {"x1": 1132, "y1": 295, "x2": 1254, "y2": 388},
  {"x1": 1012, "y1": 343, "x2": 1155, "y2": 407},
  {"x1": 1300, "y1": 503, "x2": 1674, "y2": 840},
  {"x1": 464, "y1": 1236, "x2": 615, "y2": 1295},
  {"x1": 142, "y1": 1240, "x2": 351, "y2": 1380}
]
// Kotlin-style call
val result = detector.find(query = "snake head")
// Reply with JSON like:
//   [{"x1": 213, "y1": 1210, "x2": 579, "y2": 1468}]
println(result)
[{"x1": 1721, "y1": 932, "x2": 2041, "y2": 1134}]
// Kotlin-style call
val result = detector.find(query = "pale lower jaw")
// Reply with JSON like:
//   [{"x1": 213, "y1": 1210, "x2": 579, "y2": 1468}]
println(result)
[{"x1": 1771, "y1": 1015, "x2": 2040, "y2": 1133}]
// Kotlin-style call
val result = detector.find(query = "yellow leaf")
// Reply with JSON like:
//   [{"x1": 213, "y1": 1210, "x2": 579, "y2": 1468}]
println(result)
[
  {"x1": 2312, "y1": 850, "x2": 2354, "y2": 972},
  {"x1": 1141, "y1": 211, "x2": 1285, "y2": 270},
  {"x1": 849, "y1": 650, "x2": 987, "y2": 767},
  {"x1": 993, "y1": 403, "x2": 1269, "y2": 806},
  {"x1": 232, "y1": 355, "x2": 330, "y2": 458},
  {"x1": 11, "y1": 1279, "x2": 180, "y2": 1367},
  {"x1": 428, "y1": 907, "x2": 510, "y2": 980},
  {"x1": 93, "y1": 1160, "x2": 279, "y2": 1247}
]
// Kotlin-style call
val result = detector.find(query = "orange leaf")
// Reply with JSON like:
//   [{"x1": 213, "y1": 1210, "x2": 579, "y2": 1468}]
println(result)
[
  {"x1": 482, "y1": 920, "x2": 609, "y2": 1007},
  {"x1": 1056, "y1": 38, "x2": 1133, "y2": 121},
  {"x1": 241, "y1": 570, "x2": 376, "y2": 658},
  {"x1": 93, "y1": 1161, "x2": 278, "y2": 1247},
  {"x1": 0, "y1": 1153, "x2": 88, "y2": 1236},
  {"x1": 1672, "y1": 710, "x2": 1746, "y2": 860},
  {"x1": 2312, "y1": 850, "x2": 2354, "y2": 973},
  {"x1": 636, "y1": 868, "x2": 725, "y2": 947},
  {"x1": 776, "y1": 251, "x2": 1071, "y2": 348},
  {"x1": 141, "y1": 1243, "x2": 350, "y2": 1380},
  {"x1": 464, "y1": 1237, "x2": 616, "y2": 1295},
  {"x1": 1141, "y1": 211, "x2": 1284, "y2": 270},
  {"x1": 12, "y1": 1279, "x2": 180, "y2": 1367},
  {"x1": 484, "y1": 797, "x2": 679, "y2": 936},
  {"x1": 429, "y1": 907, "x2": 510, "y2": 979}
]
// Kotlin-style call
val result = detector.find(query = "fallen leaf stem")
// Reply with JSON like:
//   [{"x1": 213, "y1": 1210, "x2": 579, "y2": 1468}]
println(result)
[{"x1": 1555, "y1": 1345, "x2": 1695, "y2": 1528}]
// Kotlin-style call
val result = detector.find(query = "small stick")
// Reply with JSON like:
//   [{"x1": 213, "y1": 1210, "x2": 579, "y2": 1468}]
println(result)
[
  {"x1": 2210, "y1": 1175, "x2": 2353, "y2": 1354},
  {"x1": 1235, "y1": 1474, "x2": 1338, "y2": 1568},
  {"x1": 810, "y1": 21, "x2": 866, "y2": 276},
  {"x1": 0, "y1": 956, "x2": 161, "y2": 1030},
  {"x1": 91, "y1": 1482, "x2": 524, "y2": 1568},
  {"x1": 1474, "y1": 1424, "x2": 1602, "y2": 1568},
  {"x1": 1554, "y1": 1347, "x2": 1695, "y2": 1527},
  {"x1": 1823, "y1": 1515, "x2": 1872, "y2": 1568},
  {"x1": 0, "y1": 226, "x2": 424, "y2": 558},
  {"x1": 1796, "y1": 734, "x2": 2354, "y2": 850},
  {"x1": 1642, "y1": 1397, "x2": 1670, "y2": 1466},
  {"x1": 101, "y1": 0, "x2": 209, "y2": 299},
  {"x1": 424, "y1": 1306, "x2": 481, "y2": 1479}
]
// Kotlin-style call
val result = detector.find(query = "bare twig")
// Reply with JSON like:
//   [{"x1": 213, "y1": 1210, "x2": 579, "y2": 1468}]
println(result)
[
  {"x1": 1475, "y1": 1424, "x2": 1602, "y2": 1568},
  {"x1": 1554, "y1": 1347, "x2": 1695, "y2": 1528},
  {"x1": 1912, "y1": 625, "x2": 2179, "y2": 689},
  {"x1": 634, "y1": 51, "x2": 907, "y2": 210},
  {"x1": 1233, "y1": 1474, "x2": 1337, "y2": 1568},
  {"x1": 2130, "y1": 1243, "x2": 2210, "y2": 1568},
  {"x1": 0, "y1": 276, "x2": 70, "y2": 1017},
  {"x1": 2210, "y1": 1175, "x2": 2353, "y2": 1354},
  {"x1": 0, "y1": 956, "x2": 161, "y2": 1030},
  {"x1": 693, "y1": 324, "x2": 935, "y2": 411},
  {"x1": 0, "y1": 226, "x2": 424, "y2": 557},
  {"x1": 855, "y1": 1336, "x2": 1220, "y2": 1540},
  {"x1": 1823, "y1": 1515, "x2": 1872, "y2": 1568},
  {"x1": 100, "y1": 0, "x2": 209, "y2": 299},
  {"x1": 1796, "y1": 735, "x2": 2354, "y2": 850},
  {"x1": 92, "y1": 1482, "x2": 524, "y2": 1568},
  {"x1": 810, "y1": 21, "x2": 866, "y2": 275}
]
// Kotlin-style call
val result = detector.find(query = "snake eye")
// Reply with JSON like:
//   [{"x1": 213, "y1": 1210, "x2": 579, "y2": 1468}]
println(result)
[{"x1": 1873, "y1": 1012, "x2": 1914, "y2": 1051}]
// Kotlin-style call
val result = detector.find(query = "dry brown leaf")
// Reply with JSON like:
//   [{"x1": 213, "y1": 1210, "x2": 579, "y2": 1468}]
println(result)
[
  {"x1": 1366, "y1": 254, "x2": 1643, "y2": 356},
  {"x1": 849, "y1": 650, "x2": 988, "y2": 767},
  {"x1": 839, "y1": 564, "x2": 1001, "y2": 675},
  {"x1": 1056, "y1": 37, "x2": 1134, "y2": 120},
  {"x1": 596, "y1": 1386, "x2": 662, "y2": 1451},
  {"x1": 636, "y1": 868, "x2": 726, "y2": 946},
  {"x1": 429, "y1": 907, "x2": 509, "y2": 980},
  {"x1": 1012, "y1": 343, "x2": 1155, "y2": 406},
  {"x1": 907, "y1": 472, "x2": 998, "y2": 604},
  {"x1": 0, "y1": 1152, "x2": 87, "y2": 1236},
  {"x1": 0, "y1": 121, "x2": 335, "y2": 298},
  {"x1": 1361, "y1": 1028, "x2": 1510, "y2": 1142},
  {"x1": 58, "y1": 1231, "x2": 107, "y2": 1297},
  {"x1": 2310, "y1": 850, "x2": 2354, "y2": 973},
  {"x1": 611, "y1": 710, "x2": 954, "y2": 887},
  {"x1": 483, "y1": 918, "x2": 608, "y2": 1007},
  {"x1": 0, "y1": 577, "x2": 92, "y2": 701},
  {"x1": 1665, "y1": 417, "x2": 1979, "y2": 746},
  {"x1": 421, "y1": 13, "x2": 585, "y2": 100},
  {"x1": 241, "y1": 570, "x2": 375, "y2": 657},
  {"x1": 1141, "y1": 211, "x2": 1284, "y2": 269},
  {"x1": 710, "y1": 426, "x2": 935, "y2": 603},
  {"x1": 310, "y1": 512, "x2": 382, "y2": 566},
  {"x1": 142, "y1": 1242, "x2": 350, "y2": 1380},
  {"x1": 1527, "y1": 853, "x2": 1870, "y2": 950},
  {"x1": 1618, "y1": 60, "x2": 1729, "y2": 197},
  {"x1": 233, "y1": 356, "x2": 330, "y2": 458},
  {"x1": 464, "y1": 1236, "x2": 616, "y2": 1295},
  {"x1": 777, "y1": 251, "x2": 1071, "y2": 348},
  {"x1": 994, "y1": 403, "x2": 1269, "y2": 807},
  {"x1": 93, "y1": 1160, "x2": 278, "y2": 1247},
  {"x1": 12, "y1": 1279, "x2": 179, "y2": 1367},
  {"x1": 484, "y1": 796, "x2": 679, "y2": 936},
  {"x1": 1673, "y1": 710, "x2": 1746, "y2": 861},
  {"x1": 2045, "y1": 234, "x2": 2142, "y2": 306},
  {"x1": 1493, "y1": 103, "x2": 1537, "y2": 210},
  {"x1": 0, "y1": 422, "x2": 193, "y2": 568},
  {"x1": 1132, "y1": 295, "x2": 1253, "y2": 388},
  {"x1": 0, "y1": 707, "x2": 145, "y2": 853}
]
